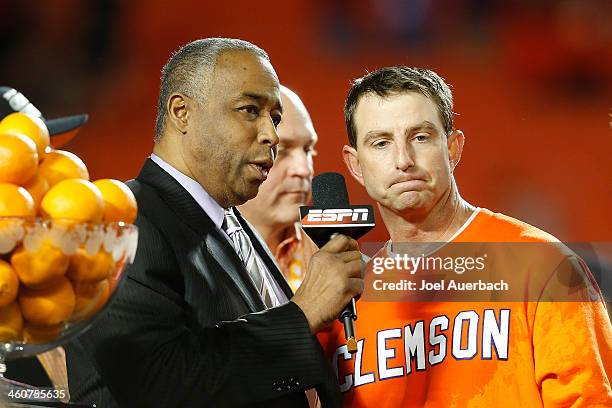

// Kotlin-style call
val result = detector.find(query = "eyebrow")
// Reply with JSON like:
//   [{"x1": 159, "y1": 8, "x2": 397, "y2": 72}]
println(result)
[
  {"x1": 237, "y1": 92, "x2": 283, "y2": 113},
  {"x1": 408, "y1": 121, "x2": 439, "y2": 135},
  {"x1": 361, "y1": 120, "x2": 439, "y2": 145}
]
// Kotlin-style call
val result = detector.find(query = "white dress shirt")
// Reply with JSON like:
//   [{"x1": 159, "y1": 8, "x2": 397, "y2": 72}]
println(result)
[{"x1": 150, "y1": 154, "x2": 289, "y2": 307}]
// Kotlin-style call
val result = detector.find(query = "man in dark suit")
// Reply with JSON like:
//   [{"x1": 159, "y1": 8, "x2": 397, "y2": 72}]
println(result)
[{"x1": 65, "y1": 38, "x2": 363, "y2": 407}]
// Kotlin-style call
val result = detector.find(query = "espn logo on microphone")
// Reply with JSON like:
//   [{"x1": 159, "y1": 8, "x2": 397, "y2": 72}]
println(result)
[
  {"x1": 307, "y1": 209, "x2": 368, "y2": 222},
  {"x1": 300, "y1": 206, "x2": 375, "y2": 226}
]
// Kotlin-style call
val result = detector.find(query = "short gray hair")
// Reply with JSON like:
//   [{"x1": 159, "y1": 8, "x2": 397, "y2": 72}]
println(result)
[{"x1": 154, "y1": 38, "x2": 269, "y2": 142}]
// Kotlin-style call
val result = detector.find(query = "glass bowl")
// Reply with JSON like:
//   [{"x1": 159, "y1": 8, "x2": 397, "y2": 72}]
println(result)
[{"x1": 0, "y1": 217, "x2": 138, "y2": 360}]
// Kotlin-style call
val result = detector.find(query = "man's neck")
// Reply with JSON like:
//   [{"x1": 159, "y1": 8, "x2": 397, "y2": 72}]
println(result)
[
  {"x1": 262, "y1": 221, "x2": 293, "y2": 252},
  {"x1": 381, "y1": 182, "x2": 475, "y2": 245},
  {"x1": 153, "y1": 143, "x2": 186, "y2": 175},
  {"x1": 239, "y1": 211, "x2": 292, "y2": 251}
]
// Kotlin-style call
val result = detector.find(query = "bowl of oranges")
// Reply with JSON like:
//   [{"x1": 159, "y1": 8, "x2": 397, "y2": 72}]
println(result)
[{"x1": 0, "y1": 112, "x2": 138, "y2": 359}]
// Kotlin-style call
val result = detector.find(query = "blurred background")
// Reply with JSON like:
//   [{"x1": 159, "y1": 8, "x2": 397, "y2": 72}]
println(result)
[{"x1": 1, "y1": 0, "x2": 611, "y2": 246}]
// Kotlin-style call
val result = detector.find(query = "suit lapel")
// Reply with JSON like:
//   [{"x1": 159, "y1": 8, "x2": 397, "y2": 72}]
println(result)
[
  {"x1": 135, "y1": 159, "x2": 265, "y2": 312},
  {"x1": 202, "y1": 233, "x2": 265, "y2": 311}
]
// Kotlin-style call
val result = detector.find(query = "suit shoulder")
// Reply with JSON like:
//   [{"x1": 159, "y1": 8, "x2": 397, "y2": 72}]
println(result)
[
  {"x1": 126, "y1": 178, "x2": 156, "y2": 207},
  {"x1": 125, "y1": 178, "x2": 177, "y2": 229},
  {"x1": 122, "y1": 181, "x2": 176, "y2": 265}
]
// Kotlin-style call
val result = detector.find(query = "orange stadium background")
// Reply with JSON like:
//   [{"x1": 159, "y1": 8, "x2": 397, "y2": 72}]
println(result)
[{"x1": 2, "y1": 0, "x2": 611, "y2": 249}]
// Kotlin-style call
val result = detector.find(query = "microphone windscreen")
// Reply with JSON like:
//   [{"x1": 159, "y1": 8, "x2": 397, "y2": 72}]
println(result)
[{"x1": 312, "y1": 172, "x2": 350, "y2": 208}]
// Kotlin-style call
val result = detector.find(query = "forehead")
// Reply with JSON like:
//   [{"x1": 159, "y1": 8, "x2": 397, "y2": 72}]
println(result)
[
  {"x1": 210, "y1": 50, "x2": 280, "y2": 104},
  {"x1": 353, "y1": 91, "x2": 444, "y2": 141}
]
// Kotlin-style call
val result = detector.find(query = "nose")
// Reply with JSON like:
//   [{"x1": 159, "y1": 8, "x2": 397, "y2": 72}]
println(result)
[
  {"x1": 287, "y1": 149, "x2": 314, "y2": 178},
  {"x1": 257, "y1": 117, "x2": 280, "y2": 149},
  {"x1": 395, "y1": 142, "x2": 415, "y2": 171}
]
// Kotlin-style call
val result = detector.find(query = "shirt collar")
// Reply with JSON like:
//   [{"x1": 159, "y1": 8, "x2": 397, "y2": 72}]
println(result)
[
  {"x1": 275, "y1": 222, "x2": 302, "y2": 251},
  {"x1": 150, "y1": 153, "x2": 225, "y2": 230},
  {"x1": 386, "y1": 207, "x2": 482, "y2": 256}
]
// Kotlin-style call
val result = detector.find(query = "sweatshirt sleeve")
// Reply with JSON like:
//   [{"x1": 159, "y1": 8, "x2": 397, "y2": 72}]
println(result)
[{"x1": 533, "y1": 255, "x2": 612, "y2": 407}]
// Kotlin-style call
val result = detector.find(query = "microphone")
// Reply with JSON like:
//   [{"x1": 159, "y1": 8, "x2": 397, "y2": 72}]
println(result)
[{"x1": 299, "y1": 172, "x2": 375, "y2": 353}]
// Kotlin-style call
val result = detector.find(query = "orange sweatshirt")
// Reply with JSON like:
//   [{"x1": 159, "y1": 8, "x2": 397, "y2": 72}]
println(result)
[{"x1": 318, "y1": 208, "x2": 612, "y2": 407}]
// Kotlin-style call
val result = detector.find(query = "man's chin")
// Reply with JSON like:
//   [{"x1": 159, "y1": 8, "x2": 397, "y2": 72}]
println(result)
[
  {"x1": 389, "y1": 192, "x2": 429, "y2": 213},
  {"x1": 281, "y1": 193, "x2": 308, "y2": 206},
  {"x1": 231, "y1": 183, "x2": 261, "y2": 207},
  {"x1": 274, "y1": 204, "x2": 304, "y2": 226}
]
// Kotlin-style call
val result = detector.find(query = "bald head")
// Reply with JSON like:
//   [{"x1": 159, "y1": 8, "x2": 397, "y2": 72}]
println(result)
[{"x1": 278, "y1": 85, "x2": 315, "y2": 140}]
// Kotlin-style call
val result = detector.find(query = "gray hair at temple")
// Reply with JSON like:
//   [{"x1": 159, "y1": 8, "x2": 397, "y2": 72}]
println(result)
[
  {"x1": 154, "y1": 38, "x2": 269, "y2": 142},
  {"x1": 344, "y1": 66, "x2": 454, "y2": 148}
]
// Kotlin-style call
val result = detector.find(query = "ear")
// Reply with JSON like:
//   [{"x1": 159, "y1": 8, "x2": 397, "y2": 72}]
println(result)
[
  {"x1": 447, "y1": 130, "x2": 465, "y2": 172},
  {"x1": 167, "y1": 93, "x2": 189, "y2": 134},
  {"x1": 342, "y1": 145, "x2": 366, "y2": 187}
]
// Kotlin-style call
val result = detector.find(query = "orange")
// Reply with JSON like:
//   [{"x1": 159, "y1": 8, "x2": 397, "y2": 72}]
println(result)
[
  {"x1": 38, "y1": 149, "x2": 89, "y2": 187},
  {"x1": 0, "y1": 260, "x2": 19, "y2": 307},
  {"x1": 22, "y1": 173, "x2": 49, "y2": 209},
  {"x1": 0, "y1": 112, "x2": 50, "y2": 158},
  {"x1": 72, "y1": 279, "x2": 110, "y2": 321},
  {"x1": 11, "y1": 241, "x2": 70, "y2": 288},
  {"x1": 23, "y1": 323, "x2": 63, "y2": 344},
  {"x1": 0, "y1": 132, "x2": 38, "y2": 185},
  {"x1": 67, "y1": 248, "x2": 115, "y2": 283},
  {"x1": 19, "y1": 276, "x2": 75, "y2": 326},
  {"x1": 0, "y1": 302, "x2": 24, "y2": 341},
  {"x1": 93, "y1": 179, "x2": 137, "y2": 223},
  {"x1": 0, "y1": 183, "x2": 35, "y2": 217},
  {"x1": 40, "y1": 179, "x2": 104, "y2": 222}
]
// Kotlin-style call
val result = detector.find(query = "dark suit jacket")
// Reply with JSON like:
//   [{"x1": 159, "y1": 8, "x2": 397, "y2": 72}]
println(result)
[{"x1": 65, "y1": 159, "x2": 340, "y2": 407}]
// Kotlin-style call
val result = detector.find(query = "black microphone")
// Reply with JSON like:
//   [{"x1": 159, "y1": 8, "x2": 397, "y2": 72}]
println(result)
[{"x1": 299, "y1": 172, "x2": 375, "y2": 353}]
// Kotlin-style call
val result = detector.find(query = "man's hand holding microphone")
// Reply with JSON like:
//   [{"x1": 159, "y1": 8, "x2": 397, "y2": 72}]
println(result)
[
  {"x1": 289, "y1": 172, "x2": 375, "y2": 352},
  {"x1": 291, "y1": 234, "x2": 364, "y2": 333}
]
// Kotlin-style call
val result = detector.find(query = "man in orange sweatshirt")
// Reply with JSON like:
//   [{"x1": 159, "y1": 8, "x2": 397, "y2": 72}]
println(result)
[{"x1": 318, "y1": 66, "x2": 612, "y2": 407}]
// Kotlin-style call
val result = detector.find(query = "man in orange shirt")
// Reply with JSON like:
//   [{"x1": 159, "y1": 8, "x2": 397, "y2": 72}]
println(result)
[
  {"x1": 239, "y1": 85, "x2": 318, "y2": 291},
  {"x1": 318, "y1": 66, "x2": 612, "y2": 407}
]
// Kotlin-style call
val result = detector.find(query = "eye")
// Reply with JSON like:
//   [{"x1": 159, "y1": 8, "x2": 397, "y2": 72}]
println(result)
[
  {"x1": 306, "y1": 146, "x2": 318, "y2": 157},
  {"x1": 372, "y1": 139, "x2": 390, "y2": 149},
  {"x1": 271, "y1": 113, "x2": 282, "y2": 127},
  {"x1": 239, "y1": 105, "x2": 259, "y2": 117},
  {"x1": 414, "y1": 134, "x2": 430, "y2": 142}
]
